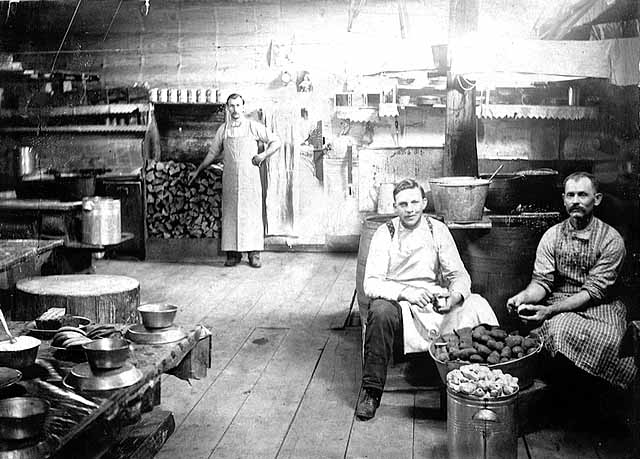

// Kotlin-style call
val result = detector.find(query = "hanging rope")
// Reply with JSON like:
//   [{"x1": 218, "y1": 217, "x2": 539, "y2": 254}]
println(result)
[
  {"x1": 102, "y1": 0, "x2": 124, "y2": 43},
  {"x1": 50, "y1": 0, "x2": 83, "y2": 73}
]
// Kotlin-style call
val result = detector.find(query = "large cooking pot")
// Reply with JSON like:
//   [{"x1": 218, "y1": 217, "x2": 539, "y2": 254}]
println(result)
[
  {"x1": 15, "y1": 168, "x2": 111, "y2": 201},
  {"x1": 55, "y1": 172, "x2": 97, "y2": 201},
  {"x1": 517, "y1": 168, "x2": 561, "y2": 211},
  {"x1": 479, "y1": 173, "x2": 524, "y2": 214}
]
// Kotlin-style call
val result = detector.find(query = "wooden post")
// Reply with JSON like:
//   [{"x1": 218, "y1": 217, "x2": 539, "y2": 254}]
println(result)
[{"x1": 444, "y1": 0, "x2": 479, "y2": 177}]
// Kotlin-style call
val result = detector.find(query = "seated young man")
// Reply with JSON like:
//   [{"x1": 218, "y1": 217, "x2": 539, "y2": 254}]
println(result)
[{"x1": 356, "y1": 178, "x2": 498, "y2": 421}]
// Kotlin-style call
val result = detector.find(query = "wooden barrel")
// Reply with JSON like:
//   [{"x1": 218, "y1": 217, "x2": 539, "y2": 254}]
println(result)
[
  {"x1": 356, "y1": 214, "x2": 393, "y2": 324},
  {"x1": 15, "y1": 274, "x2": 140, "y2": 323},
  {"x1": 451, "y1": 215, "x2": 560, "y2": 329}
]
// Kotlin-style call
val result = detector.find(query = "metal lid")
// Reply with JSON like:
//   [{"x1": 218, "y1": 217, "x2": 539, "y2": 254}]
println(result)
[
  {"x1": 124, "y1": 324, "x2": 186, "y2": 345},
  {"x1": 63, "y1": 362, "x2": 142, "y2": 392}
]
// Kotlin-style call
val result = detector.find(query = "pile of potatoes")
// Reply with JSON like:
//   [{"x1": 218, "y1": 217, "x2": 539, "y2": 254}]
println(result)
[{"x1": 433, "y1": 324, "x2": 541, "y2": 365}]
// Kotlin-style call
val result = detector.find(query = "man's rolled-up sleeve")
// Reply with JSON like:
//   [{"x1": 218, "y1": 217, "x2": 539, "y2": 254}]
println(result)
[
  {"x1": 251, "y1": 120, "x2": 280, "y2": 144},
  {"x1": 582, "y1": 234, "x2": 625, "y2": 301},
  {"x1": 363, "y1": 226, "x2": 405, "y2": 301},
  {"x1": 531, "y1": 228, "x2": 556, "y2": 294}
]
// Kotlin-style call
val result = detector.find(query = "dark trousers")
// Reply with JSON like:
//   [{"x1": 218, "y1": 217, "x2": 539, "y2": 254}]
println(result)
[{"x1": 362, "y1": 298, "x2": 404, "y2": 393}]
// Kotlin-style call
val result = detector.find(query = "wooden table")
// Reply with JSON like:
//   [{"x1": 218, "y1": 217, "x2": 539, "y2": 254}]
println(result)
[
  {"x1": 0, "y1": 321, "x2": 212, "y2": 459},
  {"x1": 0, "y1": 239, "x2": 65, "y2": 320}
]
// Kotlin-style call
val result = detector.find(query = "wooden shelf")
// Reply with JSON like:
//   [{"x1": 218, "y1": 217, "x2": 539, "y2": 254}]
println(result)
[
  {"x1": 0, "y1": 126, "x2": 147, "y2": 134},
  {"x1": 0, "y1": 104, "x2": 150, "y2": 119},
  {"x1": 477, "y1": 104, "x2": 599, "y2": 120},
  {"x1": 64, "y1": 232, "x2": 135, "y2": 251},
  {"x1": 399, "y1": 104, "x2": 446, "y2": 109}
]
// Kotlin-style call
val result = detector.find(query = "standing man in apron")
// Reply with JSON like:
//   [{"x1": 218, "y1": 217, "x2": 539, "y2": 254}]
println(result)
[{"x1": 189, "y1": 93, "x2": 281, "y2": 268}]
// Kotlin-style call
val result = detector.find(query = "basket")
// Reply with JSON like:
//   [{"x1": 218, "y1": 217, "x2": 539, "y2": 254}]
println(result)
[{"x1": 428, "y1": 338, "x2": 543, "y2": 390}]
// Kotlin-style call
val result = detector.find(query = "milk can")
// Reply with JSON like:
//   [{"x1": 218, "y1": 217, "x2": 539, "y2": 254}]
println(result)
[
  {"x1": 82, "y1": 197, "x2": 121, "y2": 245},
  {"x1": 447, "y1": 387, "x2": 518, "y2": 459}
]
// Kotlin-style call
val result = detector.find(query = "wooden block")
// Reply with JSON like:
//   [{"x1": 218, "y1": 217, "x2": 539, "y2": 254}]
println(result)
[
  {"x1": 168, "y1": 334, "x2": 211, "y2": 380},
  {"x1": 14, "y1": 274, "x2": 140, "y2": 322},
  {"x1": 102, "y1": 409, "x2": 175, "y2": 459}
]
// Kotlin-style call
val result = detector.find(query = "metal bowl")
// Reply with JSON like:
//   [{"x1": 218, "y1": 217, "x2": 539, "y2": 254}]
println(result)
[
  {"x1": 429, "y1": 338, "x2": 543, "y2": 390},
  {"x1": 0, "y1": 336, "x2": 41, "y2": 369},
  {"x1": 0, "y1": 397, "x2": 49, "y2": 440},
  {"x1": 82, "y1": 337, "x2": 130, "y2": 371},
  {"x1": 137, "y1": 303, "x2": 178, "y2": 329}
]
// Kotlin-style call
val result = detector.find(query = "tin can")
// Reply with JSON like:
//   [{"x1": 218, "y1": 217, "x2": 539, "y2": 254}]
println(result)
[{"x1": 568, "y1": 86, "x2": 580, "y2": 106}]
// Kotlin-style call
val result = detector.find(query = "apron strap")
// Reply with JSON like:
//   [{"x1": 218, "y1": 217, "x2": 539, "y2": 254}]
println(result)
[{"x1": 386, "y1": 216, "x2": 437, "y2": 252}]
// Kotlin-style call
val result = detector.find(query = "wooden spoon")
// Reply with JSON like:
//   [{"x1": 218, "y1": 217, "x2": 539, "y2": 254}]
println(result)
[
  {"x1": 0, "y1": 309, "x2": 16, "y2": 344},
  {"x1": 487, "y1": 164, "x2": 504, "y2": 182}
]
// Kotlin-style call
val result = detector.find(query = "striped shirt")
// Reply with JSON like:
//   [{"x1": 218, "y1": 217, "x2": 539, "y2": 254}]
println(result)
[{"x1": 532, "y1": 217, "x2": 635, "y2": 388}]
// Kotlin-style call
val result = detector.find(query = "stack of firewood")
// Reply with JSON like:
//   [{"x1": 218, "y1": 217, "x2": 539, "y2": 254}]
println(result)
[{"x1": 145, "y1": 160, "x2": 223, "y2": 238}]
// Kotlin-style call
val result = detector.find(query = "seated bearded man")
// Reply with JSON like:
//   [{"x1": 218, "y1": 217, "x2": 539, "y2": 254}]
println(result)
[{"x1": 507, "y1": 172, "x2": 636, "y2": 391}]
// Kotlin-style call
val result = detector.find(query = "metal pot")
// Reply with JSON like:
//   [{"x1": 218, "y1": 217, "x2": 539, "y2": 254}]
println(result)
[
  {"x1": 517, "y1": 168, "x2": 561, "y2": 211},
  {"x1": 15, "y1": 146, "x2": 38, "y2": 178},
  {"x1": 428, "y1": 177, "x2": 490, "y2": 222},
  {"x1": 137, "y1": 303, "x2": 178, "y2": 329},
  {"x1": 447, "y1": 388, "x2": 518, "y2": 459},
  {"x1": 479, "y1": 173, "x2": 524, "y2": 214},
  {"x1": 55, "y1": 172, "x2": 96, "y2": 201},
  {"x1": 0, "y1": 336, "x2": 41, "y2": 369},
  {"x1": 82, "y1": 337, "x2": 130, "y2": 371}
]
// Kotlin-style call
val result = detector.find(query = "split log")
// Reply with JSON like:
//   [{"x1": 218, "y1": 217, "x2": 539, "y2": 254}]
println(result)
[{"x1": 145, "y1": 160, "x2": 223, "y2": 239}]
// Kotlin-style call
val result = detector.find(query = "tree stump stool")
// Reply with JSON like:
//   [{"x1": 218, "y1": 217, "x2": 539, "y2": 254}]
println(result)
[{"x1": 15, "y1": 275, "x2": 140, "y2": 323}]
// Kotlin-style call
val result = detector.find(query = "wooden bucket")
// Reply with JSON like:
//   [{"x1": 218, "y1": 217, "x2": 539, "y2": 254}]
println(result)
[{"x1": 356, "y1": 214, "x2": 392, "y2": 325}]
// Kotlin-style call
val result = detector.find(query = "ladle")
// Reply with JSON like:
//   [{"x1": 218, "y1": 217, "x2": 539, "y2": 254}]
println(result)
[
  {"x1": 0, "y1": 309, "x2": 16, "y2": 344},
  {"x1": 486, "y1": 164, "x2": 504, "y2": 182}
]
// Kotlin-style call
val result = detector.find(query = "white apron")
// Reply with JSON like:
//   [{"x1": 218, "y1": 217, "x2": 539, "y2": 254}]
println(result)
[
  {"x1": 220, "y1": 123, "x2": 264, "y2": 252},
  {"x1": 400, "y1": 294, "x2": 499, "y2": 354}
]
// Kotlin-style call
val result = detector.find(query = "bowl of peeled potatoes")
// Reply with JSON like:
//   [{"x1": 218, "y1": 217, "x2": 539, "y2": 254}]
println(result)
[{"x1": 429, "y1": 324, "x2": 543, "y2": 389}]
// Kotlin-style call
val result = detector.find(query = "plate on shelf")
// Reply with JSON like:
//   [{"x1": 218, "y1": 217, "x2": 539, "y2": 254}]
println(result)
[{"x1": 26, "y1": 317, "x2": 92, "y2": 339}]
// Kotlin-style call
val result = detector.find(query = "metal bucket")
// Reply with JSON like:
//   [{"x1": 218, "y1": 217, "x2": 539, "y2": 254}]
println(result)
[
  {"x1": 429, "y1": 177, "x2": 490, "y2": 222},
  {"x1": 82, "y1": 197, "x2": 121, "y2": 245},
  {"x1": 447, "y1": 388, "x2": 518, "y2": 459}
]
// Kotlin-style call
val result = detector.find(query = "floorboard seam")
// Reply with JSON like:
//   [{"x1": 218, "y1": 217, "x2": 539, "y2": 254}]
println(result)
[
  {"x1": 310, "y1": 256, "x2": 348, "y2": 327},
  {"x1": 522, "y1": 434, "x2": 533, "y2": 459},
  {"x1": 208, "y1": 327, "x2": 292, "y2": 459},
  {"x1": 344, "y1": 385, "x2": 361, "y2": 459},
  {"x1": 412, "y1": 392, "x2": 416, "y2": 459},
  {"x1": 169, "y1": 326, "x2": 257, "y2": 433},
  {"x1": 274, "y1": 334, "x2": 331, "y2": 459}
]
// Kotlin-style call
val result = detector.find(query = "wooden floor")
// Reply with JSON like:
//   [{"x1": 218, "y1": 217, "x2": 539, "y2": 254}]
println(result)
[{"x1": 95, "y1": 252, "x2": 636, "y2": 459}]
